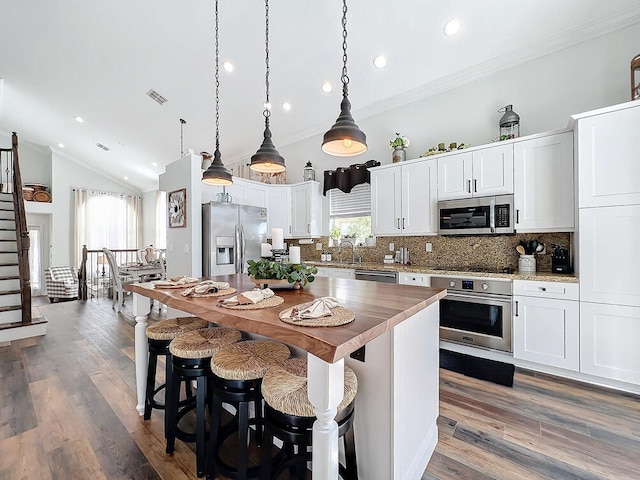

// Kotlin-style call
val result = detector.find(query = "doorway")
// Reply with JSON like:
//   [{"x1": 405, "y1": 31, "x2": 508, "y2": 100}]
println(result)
[{"x1": 27, "y1": 214, "x2": 51, "y2": 296}]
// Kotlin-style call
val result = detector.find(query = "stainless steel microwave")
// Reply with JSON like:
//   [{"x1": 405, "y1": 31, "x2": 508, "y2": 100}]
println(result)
[{"x1": 437, "y1": 194, "x2": 514, "y2": 235}]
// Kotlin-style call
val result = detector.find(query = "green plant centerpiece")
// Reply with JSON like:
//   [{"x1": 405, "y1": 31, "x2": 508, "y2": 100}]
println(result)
[{"x1": 247, "y1": 258, "x2": 318, "y2": 289}]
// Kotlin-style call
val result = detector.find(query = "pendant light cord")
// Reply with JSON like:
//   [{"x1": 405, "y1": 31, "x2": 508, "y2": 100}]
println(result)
[
  {"x1": 263, "y1": 0, "x2": 271, "y2": 123},
  {"x1": 215, "y1": 0, "x2": 220, "y2": 151},
  {"x1": 341, "y1": 0, "x2": 349, "y2": 95}
]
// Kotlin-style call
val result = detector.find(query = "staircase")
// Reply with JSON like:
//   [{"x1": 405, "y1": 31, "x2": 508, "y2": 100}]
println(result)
[{"x1": 0, "y1": 133, "x2": 46, "y2": 342}]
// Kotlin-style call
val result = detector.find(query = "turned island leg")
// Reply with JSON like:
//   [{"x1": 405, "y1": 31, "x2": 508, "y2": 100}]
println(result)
[
  {"x1": 307, "y1": 353, "x2": 344, "y2": 480},
  {"x1": 133, "y1": 292, "x2": 151, "y2": 416}
]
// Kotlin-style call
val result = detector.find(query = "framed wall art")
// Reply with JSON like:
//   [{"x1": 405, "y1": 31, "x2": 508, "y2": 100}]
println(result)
[{"x1": 168, "y1": 188, "x2": 187, "y2": 228}]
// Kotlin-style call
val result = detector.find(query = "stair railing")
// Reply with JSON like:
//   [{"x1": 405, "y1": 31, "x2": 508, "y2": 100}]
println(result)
[
  {"x1": 0, "y1": 132, "x2": 31, "y2": 323},
  {"x1": 79, "y1": 245, "x2": 140, "y2": 300}
]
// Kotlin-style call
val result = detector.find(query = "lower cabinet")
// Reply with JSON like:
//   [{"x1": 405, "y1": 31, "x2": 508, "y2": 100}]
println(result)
[
  {"x1": 580, "y1": 302, "x2": 640, "y2": 385},
  {"x1": 314, "y1": 267, "x2": 355, "y2": 280},
  {"x1": 513, "y1": 280, "x2": 579, "y2": 371}
]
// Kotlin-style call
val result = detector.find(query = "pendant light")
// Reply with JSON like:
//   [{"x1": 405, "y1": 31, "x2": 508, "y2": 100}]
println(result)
[
  {"x1": 321, "y1": 0, "x2": 367, "y2": 157},
  {"x1": 202, "y1": 0, "x2": 233, "y2": 186},
  {"x1": 250, "y1": 0, "x2": 286, "y2": 174}
]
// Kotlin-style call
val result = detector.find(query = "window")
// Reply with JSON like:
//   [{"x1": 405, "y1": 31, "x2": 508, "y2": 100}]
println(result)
[{"x1": 329, "y1": 183, "x2": 372, "y2": 246}]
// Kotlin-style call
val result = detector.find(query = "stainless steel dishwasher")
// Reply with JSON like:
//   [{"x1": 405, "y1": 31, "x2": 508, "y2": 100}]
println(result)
[{"x1": 354, "y1": 270, "x2": 398, "y2": 283}]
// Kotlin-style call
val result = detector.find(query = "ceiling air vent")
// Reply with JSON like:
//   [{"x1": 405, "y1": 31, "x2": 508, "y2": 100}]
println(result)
[
  {"x1": 96, "y1": 143, "x2": 110, "y2": 151},
  {"x1": 146, "y1": 89, "x2": 168, "y2": 105}
]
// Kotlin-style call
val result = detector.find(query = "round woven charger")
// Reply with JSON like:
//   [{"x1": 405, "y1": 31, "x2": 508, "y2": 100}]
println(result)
[
  {"x1": 262, "y1": 357, "x2": 358, "y2": 417},
  {"x1": 218, "y1": 295, "x2": 284, "y2": 310},
  {"x1": 182, "y1": 287, "x2": 236, "y2": 298},
  {"x1": 279, "y1": 301, "x2": 355, "y2": 327},
  {"x1": 153, "y1": 281, "x2": 199, "y2": 289},
  {"x1": 211, "y1": 340, "x2": 290, "y2": 381},
  {"x1": 146, "y1": 316, "x2": 209, "y2": 341}
]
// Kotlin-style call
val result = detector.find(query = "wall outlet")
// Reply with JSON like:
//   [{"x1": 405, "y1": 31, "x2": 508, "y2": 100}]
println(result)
[
  {"x1": 167, "y1": 243, "x2": 174, "y2": 253},
  {"x1": 316, "y1": 242, "x2": 323, "y2": 250},
  {"x1": 183, "y1": 244, "x2": 190, "y2": 254},
  {"x1": 389, "y1": 242, "x2": 395, "y2": 251},
  {"x1": 425, "y1": 242, "x2": 432, "y2": 252}
]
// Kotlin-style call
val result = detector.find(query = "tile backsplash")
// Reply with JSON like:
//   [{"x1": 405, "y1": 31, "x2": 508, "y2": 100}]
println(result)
[{"x1": 297, "y1": 233, "x2": 572, "y2": 272}]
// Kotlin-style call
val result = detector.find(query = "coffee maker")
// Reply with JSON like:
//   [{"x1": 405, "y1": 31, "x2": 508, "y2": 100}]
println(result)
[{"x1": 551, "y1": 245, "x2": 571, "y2": 273}]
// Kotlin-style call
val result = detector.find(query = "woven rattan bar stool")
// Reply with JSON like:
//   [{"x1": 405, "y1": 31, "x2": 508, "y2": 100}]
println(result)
[
  {"x1": 260, "y1": 357, "x2": 358, "y2": 480},
  {"x1": 207, "y1": 340, "x2": 291, "y2": 480},
  {"x1": 144, "y1": 316, "x2": 209, "y2": 421},
  {"x1": 166, "y1": 327, "x2": 242, "y2": 478}
]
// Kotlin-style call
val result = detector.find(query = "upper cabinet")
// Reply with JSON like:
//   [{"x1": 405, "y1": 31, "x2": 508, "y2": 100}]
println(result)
[
  {"x1": 291, "y1": 182, "x2": 323, "y2": 238},
  {"x1": 576, "y1": 103, "x2": 640, "y2": 208},
  {"x1": 371, "y1": 159, "x2": 437, "y2": 236},
  {"x1": 514, "y1": 131, "x2": 574, "y2": 232},
  {"x1": 267, "y1": 186, "x2": 291, "y2": 237},
  {"x1": 437, "y1": 144, "x2": 513, "y2": 200}
]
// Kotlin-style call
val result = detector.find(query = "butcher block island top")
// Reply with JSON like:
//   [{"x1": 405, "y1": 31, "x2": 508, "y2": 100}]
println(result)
[{"x1": 127, "y1": 274, "x2": 447, "y2": 363}]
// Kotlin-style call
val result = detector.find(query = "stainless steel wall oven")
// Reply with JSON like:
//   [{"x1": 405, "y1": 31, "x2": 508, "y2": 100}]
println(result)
[{"x1": 432, "y1": 276, "x2": 513, "y2": 353}]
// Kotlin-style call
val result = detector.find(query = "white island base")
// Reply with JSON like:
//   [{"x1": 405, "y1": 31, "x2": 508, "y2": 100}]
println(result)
[{"x1": 345, "y1": 303, "x2": 440, "y2": 479}]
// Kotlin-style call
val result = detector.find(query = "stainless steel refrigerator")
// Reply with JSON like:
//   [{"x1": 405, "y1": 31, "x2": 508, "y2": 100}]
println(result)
[{"x1": 202, "y1": 202, "x2": 268, "y2": 276}]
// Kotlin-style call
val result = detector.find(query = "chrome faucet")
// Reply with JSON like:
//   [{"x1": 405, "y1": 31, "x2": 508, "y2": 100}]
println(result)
[{"x1": 338, "y1": 240, "x2": 355, "y2": 264}]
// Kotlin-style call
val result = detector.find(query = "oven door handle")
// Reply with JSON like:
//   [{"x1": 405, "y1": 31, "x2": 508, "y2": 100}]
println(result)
[{"x1": 445, "y1": 292, "x2": 512, "y2": 304}]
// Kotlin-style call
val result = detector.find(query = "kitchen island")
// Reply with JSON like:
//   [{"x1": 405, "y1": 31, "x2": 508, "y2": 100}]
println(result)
[{"x1": 127, "y1": 275, "x2": 446, "y2": 480}]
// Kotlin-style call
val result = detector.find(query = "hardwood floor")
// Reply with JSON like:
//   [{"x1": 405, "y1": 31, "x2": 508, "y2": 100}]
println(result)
[{"x1": 1, "y1": 297, "x2": 639, "y2": 479}]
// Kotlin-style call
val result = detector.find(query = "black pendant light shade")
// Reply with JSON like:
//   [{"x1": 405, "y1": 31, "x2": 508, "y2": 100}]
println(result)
[
  {"x1": 321, "y1": 0, "x2": 367, "y2": 157},
  {"x1": 322, "y1": 95, "x2": 367, "y2": 156},
  {"x1": 250, "y1": 0, "x2": 286, "y2": 174},
  {"x1": 250, "y1": 124, "x2": 285, "y2": 173},
  {"x1": 202, "y1": 148, "x2": 232, "y2": 185},
  {"x1": 202, "y1": 0, "x2": 233, "y2": 186}
]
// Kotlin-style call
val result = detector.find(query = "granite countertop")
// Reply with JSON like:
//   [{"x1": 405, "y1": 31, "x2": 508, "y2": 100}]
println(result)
[{"x1": 306, "y1": 261, "x2": 578, "y2": 283}]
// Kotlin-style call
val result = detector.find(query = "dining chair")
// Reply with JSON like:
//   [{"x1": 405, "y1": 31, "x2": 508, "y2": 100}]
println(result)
[{"x1": 102, "y1": 247, "x2": 134, "y2": 313}]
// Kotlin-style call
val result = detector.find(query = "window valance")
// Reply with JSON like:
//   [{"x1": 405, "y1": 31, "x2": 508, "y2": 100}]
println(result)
[{"x1": 323, "y1": 159, "x2": 380, "y2": 196}]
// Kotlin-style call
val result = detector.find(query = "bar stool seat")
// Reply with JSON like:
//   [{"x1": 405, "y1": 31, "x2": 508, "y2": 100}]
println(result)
[
  {"x1": 260, "y1": 357, "x2": 358, "y2": 480},
  {"x1": 144, "y1": 316, "x2": 209, "y2": 420},
  {"x1": 208, "y1": 340, "x2": 290, "y2": 480},
  {"x1": 166, "y1": 327, "x2": 242, "y2": 478}
]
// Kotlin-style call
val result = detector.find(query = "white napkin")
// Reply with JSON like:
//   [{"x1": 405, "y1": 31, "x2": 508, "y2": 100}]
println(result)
[
  {"x1": 181, "y1": 280, "x2": 230, "y2": 297},
  {"x1": 154, "y1": 276, "x2": 199, "y2": 287},
  {"x1": 222, "y1": 288, "x2": 275, "y2": 306},
  {"x1": 286, "y1": 297, "x2": 341, "y2": 320}
]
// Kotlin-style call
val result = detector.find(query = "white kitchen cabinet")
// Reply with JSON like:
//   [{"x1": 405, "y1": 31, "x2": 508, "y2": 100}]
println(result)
[
  {"x1": 245, "y1": 182, "x2": 268, "y2": 208},
  {"x1": 371, "y1": 159, "x2": 437, "y2": 236},
  {"x1": 580, "y1": 302, "x2": 640, "y2": 385},
  {"x1": 314, "y1": 267, "x2": 355, "y2": 279},
  {"x1": 290, "y1": 181, "x2": 322, "y2": 238},
  {"x1": 437, "y1": 144, "x2": 513, "y2": 200},
  {"x1": 398, "y1": 272, "x2": 430, "y2": 287},
  {"x1": 579, "y1": 206, "x2": 640, "y2": 307},
  {"x1": 514, "y1": 131, "x2": 574, "y2": 232},
  {"x1": 576, "y1": 103, "x2": 640, "y2": 208},
  {"x1": 267, "y1": 186, "x2": 292, "y2": 238},
  {"x1": 513, "y1": 280, "x2": 579, "y2": 371}
]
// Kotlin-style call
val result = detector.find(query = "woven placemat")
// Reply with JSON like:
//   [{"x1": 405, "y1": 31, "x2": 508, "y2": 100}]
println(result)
[
  {"x1": 185, "y1": 287, "x2": 236, "y2": 298},
  {"x1": 154, "y1": 281, "x2": 199, "y2": 289},
  {"x1": 279, "y1": 301, "x2": 355, "y2": 327},
  {"x1": 218, "y1": 295, "x2": 284, "y2": 310}
]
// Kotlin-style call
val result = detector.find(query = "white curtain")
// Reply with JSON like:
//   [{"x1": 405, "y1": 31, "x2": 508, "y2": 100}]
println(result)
[
  {"x1": 74, "y1": 188, "x2": 141, "y2": 266},
  {"x1": 155, "y1": 190, "x2": 167, "y2": 249}
]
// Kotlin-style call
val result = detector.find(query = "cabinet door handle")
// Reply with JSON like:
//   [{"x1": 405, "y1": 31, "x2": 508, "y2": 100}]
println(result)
[
  {"x1": 308, "y1": 223, "x2": 310, "y2": 233},
  {"x1": 516, "y1": 209, "x2": 519, "y2": 224},
  {"x1": 474, "y1": 179, "x2": 478, "y2": 193},
  {"x1": 402, "y1": 218, "x2": 405, "y2": 229},
  {"x1": 540, "y1": 287, "x2": 546, "y2": 292},
  {"x1": 467, "y1": 180, "x2": 471, "y2": 193},
  {"x1": 289, "y1": 225, "x2": 291, "y2": 233},
  {"x1": 397, "y1": 218, "x2": 401, "y2": 229},
  {"x1": 515, "y1": 301, "x2": 519, "y2": 317}
]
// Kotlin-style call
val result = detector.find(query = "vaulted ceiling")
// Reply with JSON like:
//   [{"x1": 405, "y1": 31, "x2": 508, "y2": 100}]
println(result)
[{"x1": 1, "y1": 0, "x2": 639, "y2": 191}]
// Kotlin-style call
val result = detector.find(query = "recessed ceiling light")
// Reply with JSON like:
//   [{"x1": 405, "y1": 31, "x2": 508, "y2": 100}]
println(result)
[
  {"x1": 74, "y1": 116, "x2": 84, "y2": 123},
  {"x1": 57, "y1": 143, "x2": 65, "y2": 148},
  {"x1": 282, "y1": 102, "x2": 292, "y2": 111},
  {"x1": 124, "y1": 176, "x2": 128, "y2": 181},
  {"x1": 373, "y1": 55, "x2": 387, "y2": 69},
  {"x1": 223, "y1": 61, "x2": 234, "y2": 72},
  {"x1": 443, "y1": 17, "x2": 462, "y2": 36},
  {"x1": 152, "y1": 162, "x2": 158, "y2": 167},
  {"x1": 321, "y1": 82, "x2": 333, "y2": 94}
]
